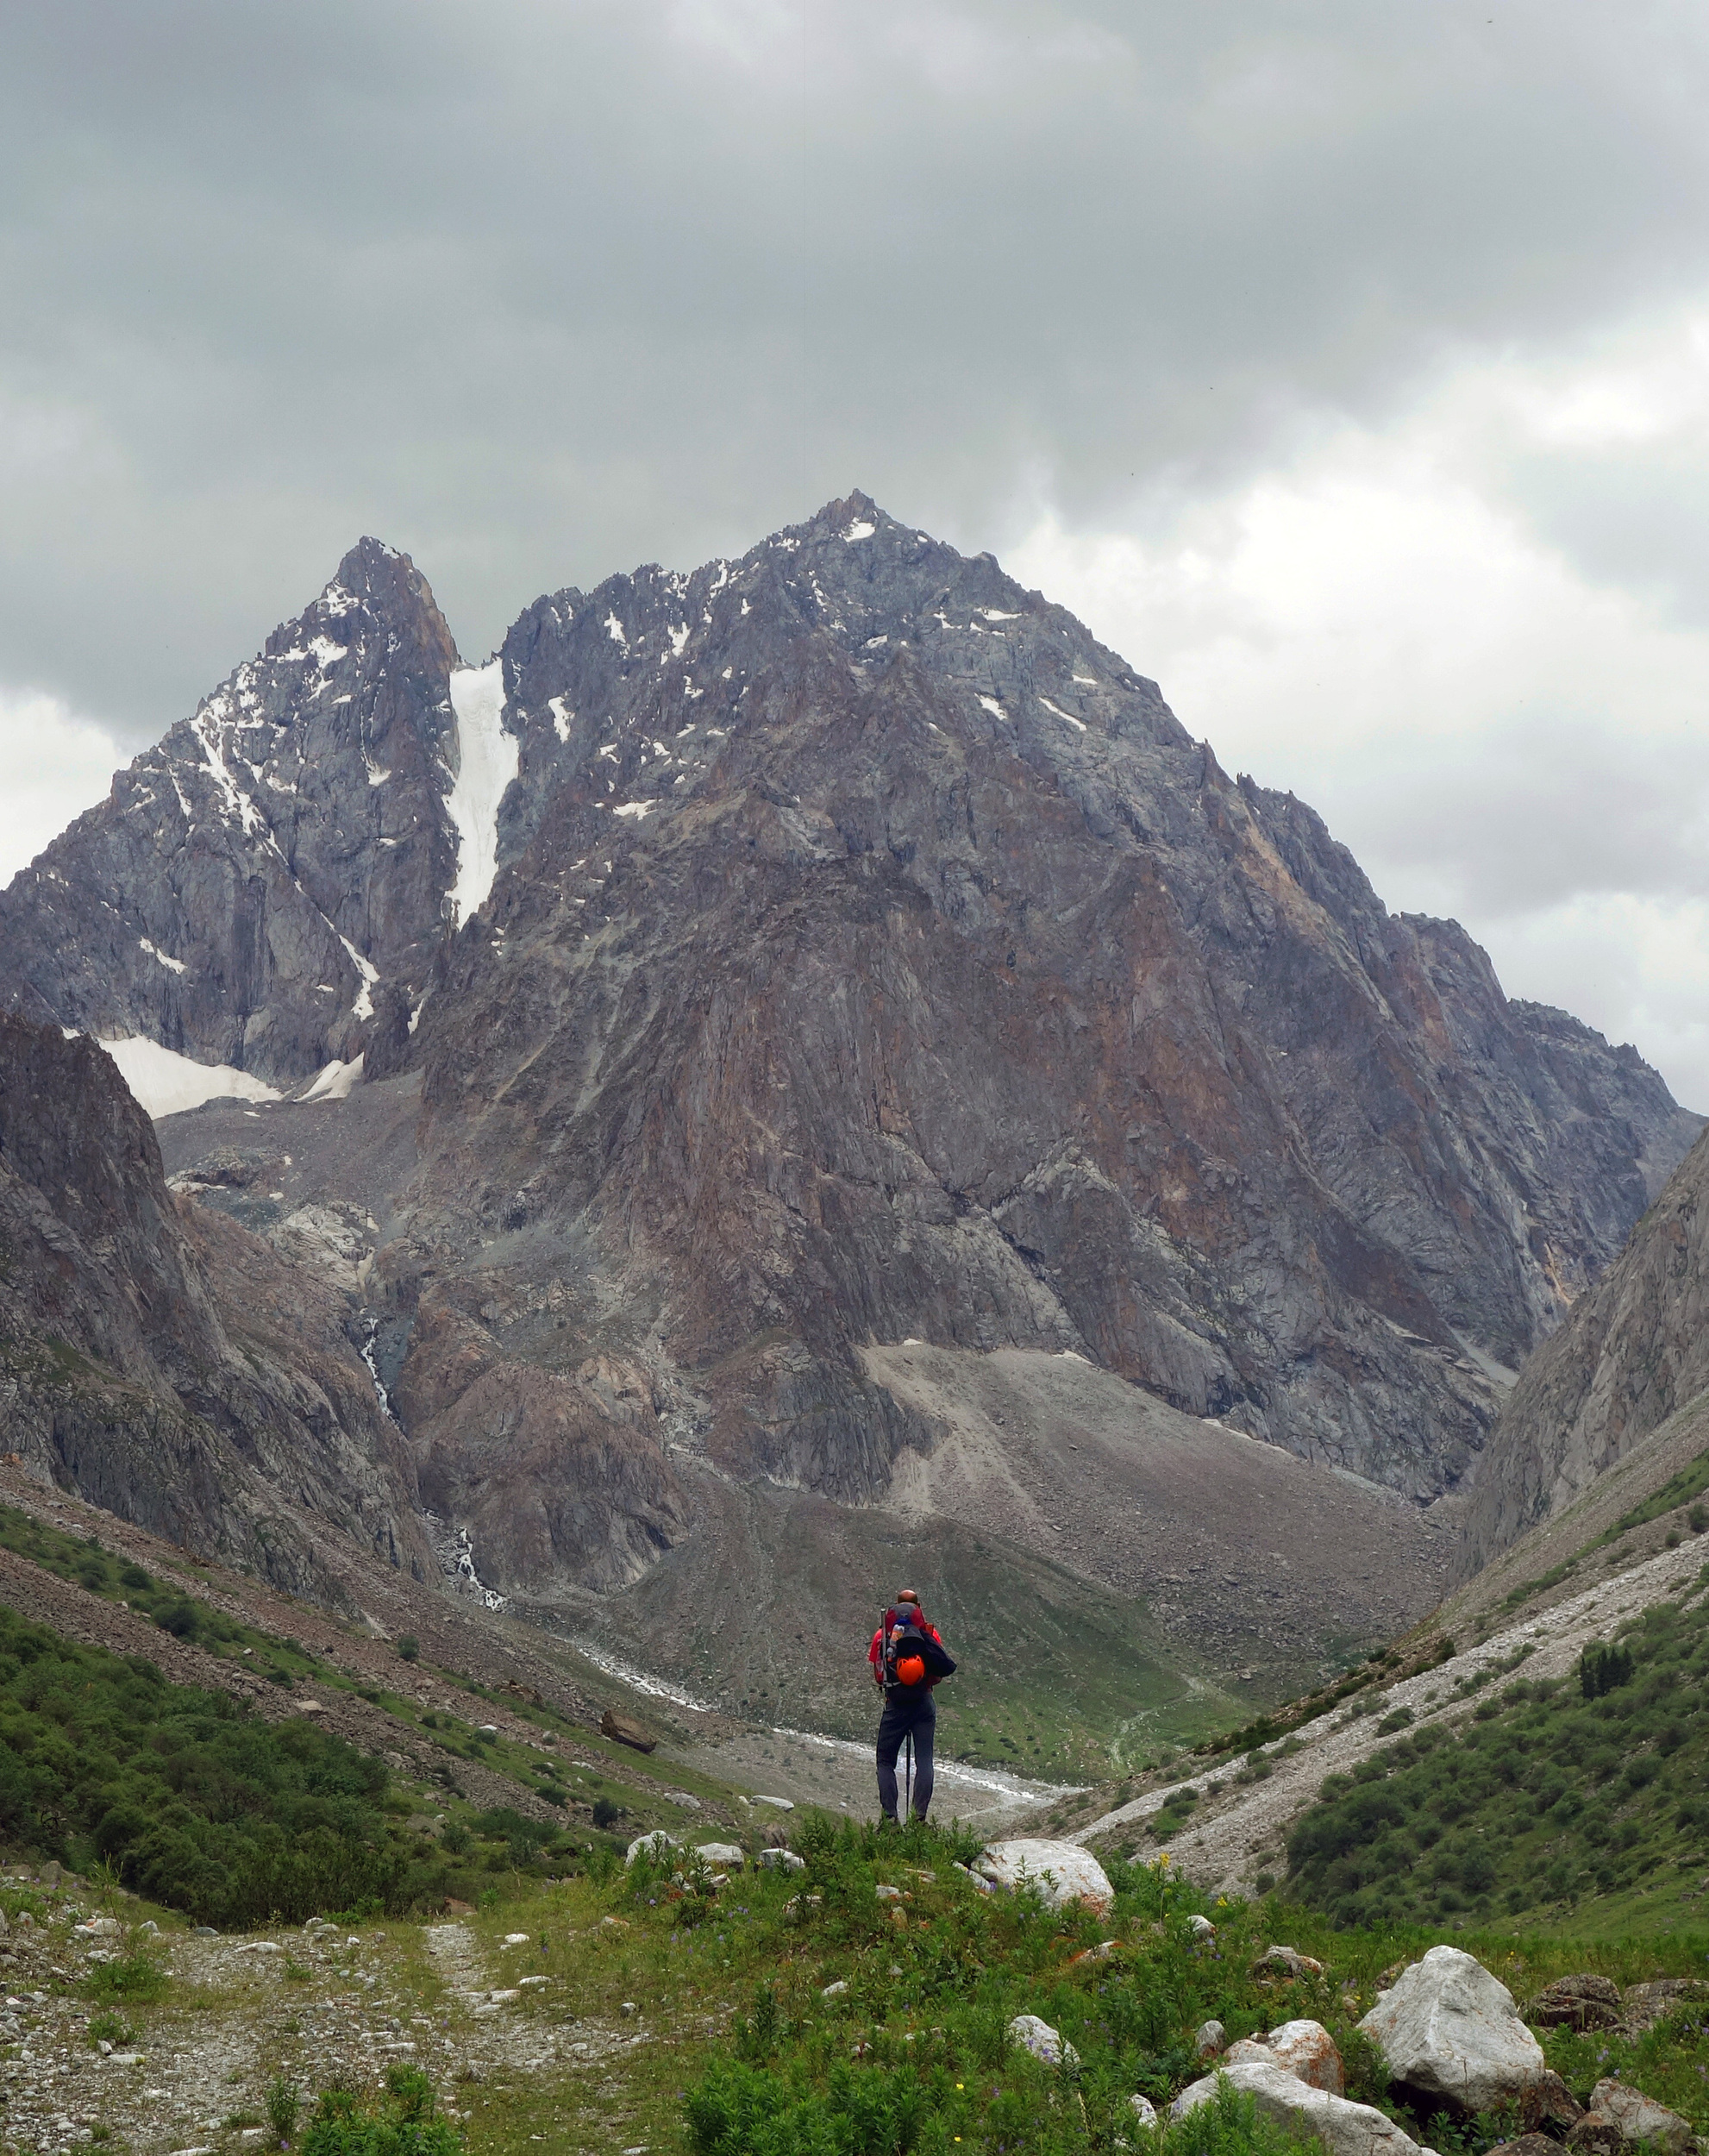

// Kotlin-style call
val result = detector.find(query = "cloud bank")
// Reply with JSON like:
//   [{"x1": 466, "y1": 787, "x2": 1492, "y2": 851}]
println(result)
[{"x1": 4, "y1": 2, "x2": 1709, "y2": 1094}]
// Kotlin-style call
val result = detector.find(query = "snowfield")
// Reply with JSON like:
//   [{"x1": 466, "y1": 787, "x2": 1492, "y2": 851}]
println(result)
[
  {"x1": 446, "y1": 661, "x2": 518, "y2": 927},
  {"x1": 96, "y1": 1035, "x2": 280, "y2": 1119}
]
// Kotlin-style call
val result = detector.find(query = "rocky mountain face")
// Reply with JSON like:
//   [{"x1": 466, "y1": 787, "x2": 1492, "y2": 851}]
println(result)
[
  {"x1": 1459, "y1": 1121, "x2": 1709, "y2": 1574},
  {"x1": 0, "y1": 1012, "x2": 426, "y2": 1593},
  {"x1": 383, "y1": 493, "x2": 1693, "y2": 1532},
  {"x1": 0, "y1": 539, "x2": 463, "y2": 1087},
  {"x1": 3, "y1": 492, "x2": 1700, "y2": 1640}
]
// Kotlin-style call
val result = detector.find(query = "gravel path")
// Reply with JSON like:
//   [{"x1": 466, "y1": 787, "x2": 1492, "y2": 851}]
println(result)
[
  {"x1": 1068, "y1": 1533, "x2": 1709, "y2": 1894},
  {"x1": 0, "y1": 1883, "x2": 664, "y2": 2154}
]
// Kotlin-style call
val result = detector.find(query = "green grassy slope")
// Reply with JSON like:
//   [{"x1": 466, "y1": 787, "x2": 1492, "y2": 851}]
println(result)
[
  {"x1": 604, "y1": 1481, "x2": 1243, "y2": 1778},
  {"x1": 1284, "y1": 1570, "x2": 1709, "y2": 1935}
]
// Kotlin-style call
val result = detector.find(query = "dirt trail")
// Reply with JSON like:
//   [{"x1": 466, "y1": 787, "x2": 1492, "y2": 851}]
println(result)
[
  {"x1": 0, "y1": 1881, "x2": 659, "y2": 2154},
  {"x1": 1068, "y1": 1533, "x2": 1709, "y2": 1893}
]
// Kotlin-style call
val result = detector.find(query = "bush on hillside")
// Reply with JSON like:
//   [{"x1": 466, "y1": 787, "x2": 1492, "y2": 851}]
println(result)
[
  {"x1": 1287, "y1": 1592, "x2": 1709, "y2": 1926},
  {"x1": 0, "y1": 1602, "x2": 451, "y2": 1927}
]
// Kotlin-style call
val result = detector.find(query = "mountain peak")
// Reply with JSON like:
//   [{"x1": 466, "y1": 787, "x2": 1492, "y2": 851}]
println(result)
[{"x1": 321, "y1": 537, "x2": 447, "y2": 630}]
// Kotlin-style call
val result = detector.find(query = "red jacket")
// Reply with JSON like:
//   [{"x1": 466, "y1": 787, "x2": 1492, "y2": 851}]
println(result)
[{"x1": 869, "y1": 1613, "x2": 943, "y2": 1688}]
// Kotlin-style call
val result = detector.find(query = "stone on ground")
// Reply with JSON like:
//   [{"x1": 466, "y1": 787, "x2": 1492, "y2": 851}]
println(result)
[
  {"x1": 1586, "y1": 2077, "x2": 1697, "y2": 2156},
  {"x1": 1266, "y1": 2019, "x2": 1346, "y2": 2095},
  {"x1": 1130, "y1": 2094, "x2": 1159, "y2": 2128},
  {"x1": 694, "y1": 1842, "x2": 745, "y2": 1867},
  {"x1": 1358, "y1": 1946, "x2": 1544, "y2": 2114},
  {"x1": 1525, "y1": 1976, "x2": 1622, "y2": 2032},
  {"x1": 976, "y1": 1840, "x2": 1113, "y2": 1914},
  {"x1": 1009, "y1": 2013, "x2": 1080, "y2": 2069},
  {"x1": 601, "y1": 1707, "x2": 656, "y2": 1752},
  {"x1": 1194, "y1": 2020, "x2": 1227, "y2": 2059},
  {"x1": 1254, "y1": 1945, "x2": 1326, "y2": 1978},
  {"x1": 623, "y1": 1831, "x2": 679, "y2": 1866}
]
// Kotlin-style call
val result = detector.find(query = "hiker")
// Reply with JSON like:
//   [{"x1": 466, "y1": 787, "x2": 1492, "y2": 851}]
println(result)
[{"x1": 868, "y1": 1588, "x2": 955, "y2": 1823}]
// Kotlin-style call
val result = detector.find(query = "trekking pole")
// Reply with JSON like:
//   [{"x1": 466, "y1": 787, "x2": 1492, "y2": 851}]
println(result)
[{"x1": 905, "y1": 1731, "x2": 913, "y2": 1821}]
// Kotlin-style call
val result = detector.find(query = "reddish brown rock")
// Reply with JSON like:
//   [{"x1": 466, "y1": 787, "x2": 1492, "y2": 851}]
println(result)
[{"x1": 600, "y1": 1708, "x2": 657, "y2": 1753}]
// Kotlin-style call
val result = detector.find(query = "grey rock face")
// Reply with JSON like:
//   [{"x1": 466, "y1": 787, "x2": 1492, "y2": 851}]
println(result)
[
  {"x1": 0, "y1": 539, "x2": 462, "y2": 1086},
  {"x1": 0, "y1": 1012, "x2": 425, "y2": 1594},
  {"x1": 1172, "y1": 2060, "x2": 1435, "y2": 2156},
  {"x1": 395, "y1": 492, "x2": 1696, "y2": 1514},
  {"x1": 1, "y1": 492, "x2": 1699, "y2": 1596},
  {"x1": 1459, "y1": 1118, "x2": 1709, "y2": 1573}
]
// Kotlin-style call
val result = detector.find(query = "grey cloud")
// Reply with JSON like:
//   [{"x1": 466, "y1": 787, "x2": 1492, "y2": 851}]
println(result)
[{"x1": 6, "y1": 1, "x2": 1709, "y2": 739}]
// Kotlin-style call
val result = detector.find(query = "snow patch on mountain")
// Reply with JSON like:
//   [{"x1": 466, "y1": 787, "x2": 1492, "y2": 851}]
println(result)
[
  {"x1": 445, "y1": 661, "x2": 518, "y2": 927},
  {"x1": 97, "y1": 1035, "x2": 280, "y2": 1119}
]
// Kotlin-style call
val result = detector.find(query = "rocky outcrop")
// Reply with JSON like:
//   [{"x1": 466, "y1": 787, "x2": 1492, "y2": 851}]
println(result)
[
  {"x1": 1525, "y1": 1976, "x2": 1623, "y2": 2034},
  {"x1": 389, "y1": 492, "x2": 1695, "y2": 1510},
  {"x1": 0, "y1": 540, "x2": 463, "y2": 1087},
  {"x1": 1579, "y1": 2078, "x2": 1696, "y2": 2156},
  {"x1": 1461, "y1": 1120, "x2": 1709, "y2": 1572},
  {"x1": 0, "y1": 1012, "x2": 424, "y2": 1595},
  {"x1": 3, "y1": 494, "x2": 1700, "y2": 1599}
]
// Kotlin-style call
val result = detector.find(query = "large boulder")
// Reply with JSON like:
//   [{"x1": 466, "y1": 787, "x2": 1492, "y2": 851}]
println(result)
[
  {"x1": 1620, "y1": 1980, "x2": 1699, "y2": 2037},
  {"x1": 1173, "y1": 2060, "x2": 1438, "y2": 2156},
  {"x1": 1359, "y1": 1946, "x2": 1544, "y2": 2114},
  {"x1": 1525, "y1": 1976, "x2": 1622, "y2": 2033},
  {"x1": 601, "y1": 1708, "x2": 657, "y2": 1753},
  {"x1": 1586, "y1": 2078, "x2": 1696, "y2": 2156},
  {"x1": 976, "y1": 1840, "x2": 1113, "y2": 1915}
]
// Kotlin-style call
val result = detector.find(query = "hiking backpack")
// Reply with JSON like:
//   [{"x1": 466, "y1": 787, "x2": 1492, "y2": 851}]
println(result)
[{"x1": 879, "y1": 1607, "x2": 956, "y2": 1691}]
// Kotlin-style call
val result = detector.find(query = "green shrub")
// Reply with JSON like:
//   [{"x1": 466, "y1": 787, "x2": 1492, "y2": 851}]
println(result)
[
  {"x1": 0, "y1": 1602, "x2": 449, "y2": 1929},
  {"x1": 85, "y1": 1953, "x2": 168, "y2": 2004},
  {"x1": 300, "y1": 2066, "x2": 460, "y2": 2156},
  {"x1": 266, "y1": 2077, "x2": 302, "y2": 2148},
  {"x1": 397, "y1": 1637, "x2": 419, "y2": 1664}
]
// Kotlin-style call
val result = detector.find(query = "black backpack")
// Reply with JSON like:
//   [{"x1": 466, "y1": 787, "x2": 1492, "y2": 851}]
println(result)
[{"x1": 880, "y1": 1608, "x2": 957, "y2": 1691}]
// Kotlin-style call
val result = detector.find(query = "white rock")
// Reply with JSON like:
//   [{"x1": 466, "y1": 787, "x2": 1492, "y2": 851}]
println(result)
[
  {"x1": 695, "y1": 1842, "x2": 746, "y2": 1868},
  {"x1": 753, "y1": 1795, "x2": 795, "y2": 1809},
  {"x1": 1268, "y1": 2019, "x2": 1346, "y2": 2096},
  {"x1": 1130, "y1": 2094, "x2": 1159, "y2": 2129},
  {"x1": 1195, "y1": 2020, "x2": 1228, "y2": 2059},
  {"x1": 624, "y1": 1831, "x2": 679, "y2": 1866},
  {"x1": 977, "y1": 1839, "x2": 1113, "y2": 1915},
  {"x1": 756, "y1": 1847, "x2": 805, "y2": 1871},
  {"x1": 875, "y1": 1883, "x2": 906, "y2": 1901},
  {"x1": 1174, "y1": 2059, "x2": 1436, "y2": 2156},
  {"x1": 1187, "y1": 1914, "x2": 1217, "y2": 1940},
  {"x1": 822, "y1": 1979, "x2": 849, "y2": 1997},
  {"x1": 1009, "y1": 2012, "x2": 1080, "y2": 2068},
  {"x1": 503, "y1": 1933, "x2": 530, "y2": 1946},
  {"x1": 1357, "y1": 1946, "x2": 1544, "y2": 2113}
]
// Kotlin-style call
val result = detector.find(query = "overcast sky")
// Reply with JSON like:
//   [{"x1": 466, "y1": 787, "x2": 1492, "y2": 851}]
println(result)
[{"x1": 7, "y1": 2, "x2": 1709, "y2": 1100}]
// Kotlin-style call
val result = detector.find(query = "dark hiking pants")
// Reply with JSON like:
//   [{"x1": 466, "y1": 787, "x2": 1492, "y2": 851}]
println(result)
[{"x1": 876, "y1": 1689, "x2": 936, "y2": 1821}]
